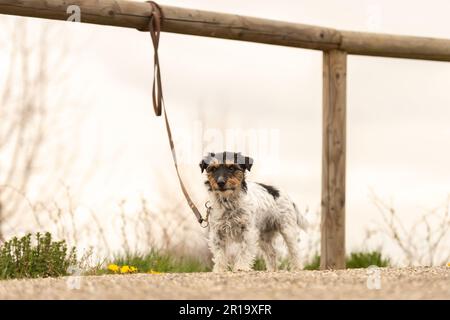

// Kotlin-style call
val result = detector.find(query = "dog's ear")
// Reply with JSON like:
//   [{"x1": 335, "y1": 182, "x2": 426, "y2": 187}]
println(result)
[
  {"x1": 200, "y1": 153, "x2": 216, "y2": 173},
  {"x1": 236, "y1": 153, "x2": 254, "y2": 172},
  {"x1": 243, "y1": 156, "x2": 254, "y2": 171},
  {"x1": 199, "y1": 159, "x2": 207, "y2": 173}
]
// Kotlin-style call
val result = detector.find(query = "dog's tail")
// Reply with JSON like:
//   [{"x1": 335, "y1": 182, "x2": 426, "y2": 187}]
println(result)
[{"x1": 293, "y1": 202, "x2": 309, "y2": 231}]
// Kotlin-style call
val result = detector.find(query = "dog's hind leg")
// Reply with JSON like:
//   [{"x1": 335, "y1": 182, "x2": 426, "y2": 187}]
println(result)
[
  {"x1": 259, "y1": 231, "x2": 278, "y2": 271},
  {"x1": 280, "y1": 224, "x2": 302, "y2": 271}
]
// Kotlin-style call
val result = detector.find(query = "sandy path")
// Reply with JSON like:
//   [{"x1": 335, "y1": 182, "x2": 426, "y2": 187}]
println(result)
[{"x1": 0, "y1": 267, "x2": 448, "y2": 300}]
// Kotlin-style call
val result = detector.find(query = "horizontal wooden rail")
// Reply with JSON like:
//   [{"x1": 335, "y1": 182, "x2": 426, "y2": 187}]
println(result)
[{"x1": 1, "y1": 0, "x2": 450, "y2": 61}]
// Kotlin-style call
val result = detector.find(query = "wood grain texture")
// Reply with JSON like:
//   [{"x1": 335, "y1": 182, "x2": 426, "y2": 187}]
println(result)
[
  {"x1": 0, "y1": 0, "x2": 341, "y2": 50},
  {"x1": 341, "y1": 30, "x2": 450, "y2": 62},
  {"x1": 160, "y1": 5, "x2": 341, "y2": 50},
  {"x1": 1, "y1": 1, "x2": 450, "y2": 61},
  {"x1": 321, "y1": 50, "x2": 347, "y2": 270},
  {"x1": 0, "y1": 0, "x2": 153, "y2": 30}
]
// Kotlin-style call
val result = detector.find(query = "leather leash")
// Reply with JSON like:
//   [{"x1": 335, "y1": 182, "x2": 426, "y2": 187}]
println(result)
[{"x1": 146, "y1": 1, "x2": 208, "y2": 228}]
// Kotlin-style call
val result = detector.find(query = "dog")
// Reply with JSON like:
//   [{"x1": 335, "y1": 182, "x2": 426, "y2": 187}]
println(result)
[{"x1": 200, "y1": 151, "x2": 308, "y2": 272}]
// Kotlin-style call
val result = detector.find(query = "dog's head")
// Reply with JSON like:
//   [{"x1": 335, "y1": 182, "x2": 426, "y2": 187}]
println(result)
[{"x1": 199, "y1": 152, "x2": 253, "y2": 197}]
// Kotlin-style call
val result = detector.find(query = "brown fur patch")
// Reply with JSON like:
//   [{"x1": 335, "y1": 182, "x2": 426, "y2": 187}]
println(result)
[
  {"x1": 225, "y1": 170, "x2": 244, "y2": 191},
  {"x1": 207, "y1": 172, "x2": 220, "y2": 191},
  {"x1": 206, "y1": 164, "x2": 245, "y2": 193},
  {"x1": 207, "y1": 163, "x2": 220, "y2": 171}
]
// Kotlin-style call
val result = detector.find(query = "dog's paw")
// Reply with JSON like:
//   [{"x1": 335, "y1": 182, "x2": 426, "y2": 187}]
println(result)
[
  {"x1": 265, "y1": 266, "x2": 278, "y2": 272},
  {"x1": 290, "y1": 264, "x2": 302, "y2": 272},
  {"x1": 232, "y1": 265, "x2": 252, "y2": 272},
  {"x1": 212, "y1": 265, "x2": 228, "y2": 273}
]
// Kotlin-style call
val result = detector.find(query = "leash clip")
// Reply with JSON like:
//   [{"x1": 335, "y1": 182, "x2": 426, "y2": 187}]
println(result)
[{"x1": 200, "y1": 201, "x2": 212, "y2": 228}]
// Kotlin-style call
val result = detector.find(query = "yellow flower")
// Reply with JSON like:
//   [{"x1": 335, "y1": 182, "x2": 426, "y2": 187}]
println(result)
[
  {"x1": 120, "y1": 265, "x2": 131, "y2": 274},
  {"x1": 108, "y1": 264, "x2": 138, "y2": 274},
  {"x1": 447, "y1": 262, "x2": 450, "y2": 267},
  {"x1": 107, "y1": 264, "x2": 119, "y2": 273},
  {"x1": 130, "y1": 266, "x2": 138, "y2": 273},
  {"x1": 147, "y1": 269, "x2": 162, "y2": 275}
]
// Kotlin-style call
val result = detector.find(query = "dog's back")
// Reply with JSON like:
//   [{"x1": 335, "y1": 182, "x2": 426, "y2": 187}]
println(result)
[{"x1": 243, "y1": 181, "x2": 308, "y2": 233}]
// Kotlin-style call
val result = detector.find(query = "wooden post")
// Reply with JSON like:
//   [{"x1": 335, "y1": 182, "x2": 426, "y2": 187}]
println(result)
[{"x1": 321, "y1": 50, "x2": 347, "y2": 270}]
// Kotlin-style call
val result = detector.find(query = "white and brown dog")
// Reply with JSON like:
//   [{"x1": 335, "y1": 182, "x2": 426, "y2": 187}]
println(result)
[{"x1": 200, "y1": 151, "x2": 308, "y2": 272}]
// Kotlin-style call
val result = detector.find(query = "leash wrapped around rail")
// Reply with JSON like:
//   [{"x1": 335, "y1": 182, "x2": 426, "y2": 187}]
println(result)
[{"x1": 146, "y1": 1, "x2": 208, "y2": 228}]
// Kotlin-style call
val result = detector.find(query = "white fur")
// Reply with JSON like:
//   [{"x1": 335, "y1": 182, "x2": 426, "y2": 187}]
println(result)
[{"x1": 206, "y1": 181, "x2": 307, "y2": 272}]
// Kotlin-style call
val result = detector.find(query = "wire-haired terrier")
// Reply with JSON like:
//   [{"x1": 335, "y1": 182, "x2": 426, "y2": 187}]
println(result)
[{"x1": 200, "y1": 151, "x2": 308, "y2": 272}]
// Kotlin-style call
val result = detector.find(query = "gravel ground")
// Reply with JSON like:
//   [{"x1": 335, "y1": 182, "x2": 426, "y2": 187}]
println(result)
[{"x1": 0, "y1": 267, "x2": 449, "y2": 300}]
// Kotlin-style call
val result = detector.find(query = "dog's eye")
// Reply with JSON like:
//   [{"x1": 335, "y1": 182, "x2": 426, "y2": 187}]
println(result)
[
  {"x1": 207, "y1": 167, "x2": 216, "y2": 173},
  {"x1": 228, "y1": 166, "x2": 235, "y2": 172}
]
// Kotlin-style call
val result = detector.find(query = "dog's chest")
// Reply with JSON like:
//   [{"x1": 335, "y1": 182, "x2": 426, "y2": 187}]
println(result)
[{"x1": 211, "y1": 207, "x2": 250, "y2": 241}]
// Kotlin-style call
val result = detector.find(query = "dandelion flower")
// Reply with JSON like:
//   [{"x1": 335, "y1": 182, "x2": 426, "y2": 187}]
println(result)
[
  {"x1": 148, "y1": 269, "x2": 162, "y2": 275},
  {"x1": 130, "y1": 266, "x2": 138, "y2": 273},
  {"x1": 120, "y1": 265, "x2": 131, "y2": 274},
  {"x1": 108, "y1": 264, "x2": 119, "y2": 273}
]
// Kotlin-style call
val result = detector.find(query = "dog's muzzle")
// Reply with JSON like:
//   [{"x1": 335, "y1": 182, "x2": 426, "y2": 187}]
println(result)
[{"x1": 217, "y1": 176, "x2": 226, "y2": 190}]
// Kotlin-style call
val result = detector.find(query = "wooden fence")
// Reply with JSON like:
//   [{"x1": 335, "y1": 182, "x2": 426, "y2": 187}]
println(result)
[{"x1": 1, "y1": 0, "x2": 450, "y2": 269}]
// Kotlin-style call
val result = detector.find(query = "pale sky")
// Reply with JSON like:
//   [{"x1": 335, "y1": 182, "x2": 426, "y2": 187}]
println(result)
[{"x1": 1, "y1": 0, "x2": 450, "y2": 263}]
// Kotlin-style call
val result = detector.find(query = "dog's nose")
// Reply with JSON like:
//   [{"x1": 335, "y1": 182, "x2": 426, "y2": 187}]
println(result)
[{"x1": 217, "y1": 177, "x2": 226, "y2": 189}]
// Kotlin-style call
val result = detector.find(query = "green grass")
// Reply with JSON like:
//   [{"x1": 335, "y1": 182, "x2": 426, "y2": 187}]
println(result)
[
  {"x1": 304, "y1": 255, "x2": 321, "y2": 270},
  {"x1": 252, "y1": 258, "x2": 267, "y2": 271},
  {"x1": 0, "y1": 232, "x2": 77, "y2": 280},
  {"x1": 253, "y1": 257, "x2": 291, "y2": 271},
  {"x1": 98, "y1": 250, "x2": 390, "y2": 274},
  {"x1": 0, "y1": 232, "x2": 389, "y2": 279},
  {"x1": 345, "y1": 251, "x2": 390, "y2": 268},
  {"x1": 304, "y1": 251, "x2": 390, "y2": 270},
  {"x1": 97, "y1": 250, "x2": 211, "y2": 274}
]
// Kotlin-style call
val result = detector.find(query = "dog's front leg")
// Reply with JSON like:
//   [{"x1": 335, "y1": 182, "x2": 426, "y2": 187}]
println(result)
[
  {"x1": 233, "y1": 228, "x2": 257, "y2": 272},
  {"x1": 208, "y1": 231, "x2": 228, "y2": 272}
]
